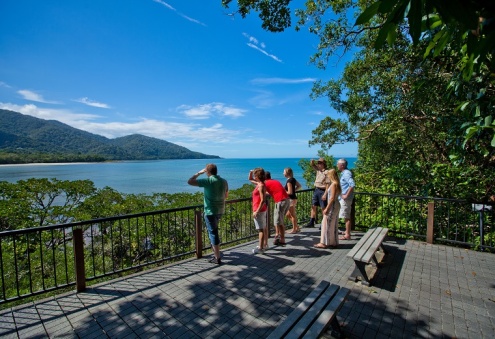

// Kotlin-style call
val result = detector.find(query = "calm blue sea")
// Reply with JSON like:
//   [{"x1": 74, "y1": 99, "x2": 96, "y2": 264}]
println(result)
[{"x1": 0, "y1": 158, "x2": 356, "y2": 195}]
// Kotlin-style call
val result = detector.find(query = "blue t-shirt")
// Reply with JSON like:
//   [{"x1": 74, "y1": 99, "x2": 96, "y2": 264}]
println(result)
[
  {"x1": 197, "y1": 175, "x2": 228, "y2": 215},
  {"x1": 340, "y1": 169, "x2": 355, "y2": 200}
]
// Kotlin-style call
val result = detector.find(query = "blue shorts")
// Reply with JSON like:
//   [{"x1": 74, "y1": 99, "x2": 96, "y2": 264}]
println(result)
[
  {"x1": 312, "y1": 188, "x2": 328, "y2": 208},
  {"x1": 204, "y1": 214, "x2": 222, "y2": 246}
]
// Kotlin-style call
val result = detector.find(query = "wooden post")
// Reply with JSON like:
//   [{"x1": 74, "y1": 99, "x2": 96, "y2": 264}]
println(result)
[
  {"x1": 195, "y1": 210, "x2": 203, "y2": 259},
  {"x1": 73, "y1": 228, "x2": 86, "y2": 292},
  {"x1": 427, "y1": 202, "x2": 434, "y2": 244}
]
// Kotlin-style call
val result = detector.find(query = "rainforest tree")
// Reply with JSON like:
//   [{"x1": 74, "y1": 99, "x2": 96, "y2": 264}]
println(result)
[{"x1": 222, "y1": 0, "x2": 494, "y2": 200}]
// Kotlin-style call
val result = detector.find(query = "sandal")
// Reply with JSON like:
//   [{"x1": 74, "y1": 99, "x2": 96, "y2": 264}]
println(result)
[
  {"x1": 313, "y1": 243, "x2": 328, "y2": 249},
  {"x1": 339, "y1": 235, "x2": 351, "y2": 240}
]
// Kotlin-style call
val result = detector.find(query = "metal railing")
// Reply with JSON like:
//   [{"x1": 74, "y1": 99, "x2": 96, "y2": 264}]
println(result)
[
  {"x1": 0, "y1": 189, "x2": 493, "y2": 305},
  {"x1": 353, "y1": 192, "x2": 494, "y2": 251}
]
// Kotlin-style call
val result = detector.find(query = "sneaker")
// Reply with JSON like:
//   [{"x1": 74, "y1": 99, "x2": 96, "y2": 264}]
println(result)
[
  {"x1": 305, "y1": 221, "x2": 315, "y2": 228},
  {"x1": 252, "y1": 246, "x2": 264, "y2": 254},
  {"x1": 208, "y1": 256, "x2": 221, "y2": 265}
]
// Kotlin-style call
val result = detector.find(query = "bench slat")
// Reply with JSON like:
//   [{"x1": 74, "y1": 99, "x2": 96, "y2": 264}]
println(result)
[
  {"x1": 284, "y1": 284, "x2": 339, "y2": 339},
  {"x1": 347, "y1": 227, "x2": 389, "y2": 286},
  {"x1": 266, "y1": 280, "x2": 330, "y2": 339},
  {"x1": 359, "y1": 227, "x2": 388, "y2": 263},
  {"x1": 305, "y1": 287, "x2": 350, "y2": 338},
  {"x1": 346, "y1": 227, "x2": 381, "y2": 258},
  {"x1": 347, "y1": 227, "x2": 388, "y2": 263}
]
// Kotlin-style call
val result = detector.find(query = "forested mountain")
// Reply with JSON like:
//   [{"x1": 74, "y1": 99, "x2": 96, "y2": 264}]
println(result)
[{"x1": 0, "y1": 109, "x2": 220, "y2": 163}]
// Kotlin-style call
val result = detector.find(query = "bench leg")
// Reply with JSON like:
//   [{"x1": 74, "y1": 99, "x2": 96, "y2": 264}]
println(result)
[
  {"x1": 329, "y1": 316, "x2": 343, "y2": 337},
  {"x1": 348, "y1": 261, "x2": 371, "y2": 286},
  {"x1": 369, "y1": 244, "x2": 388, "y2": 268},
  {"x1": 379, "y1": 244, "x2": 387, "y2": 255}
]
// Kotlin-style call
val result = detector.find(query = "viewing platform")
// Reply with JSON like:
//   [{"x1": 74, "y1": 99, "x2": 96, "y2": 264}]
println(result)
[{"x1": 1, "y1": 227, "x2": 494, "y2": 338}]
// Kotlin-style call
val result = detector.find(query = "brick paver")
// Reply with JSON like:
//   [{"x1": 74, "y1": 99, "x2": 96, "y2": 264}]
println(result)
[{"x1": 0, "y1": 228, "x2": 494, "y2": 338}]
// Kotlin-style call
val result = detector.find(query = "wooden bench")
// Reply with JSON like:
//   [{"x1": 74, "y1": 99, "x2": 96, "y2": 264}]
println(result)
[
  {"x1": 267, "y1": 281, "x2": 349, "y2": 339},
  {"x1": 347, "y1": 227, "x2": 389, "y2": 286}
]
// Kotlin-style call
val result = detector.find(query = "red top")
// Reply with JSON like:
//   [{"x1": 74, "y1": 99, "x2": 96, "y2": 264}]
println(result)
[
  {"x1": 252, "y1": 183, "x2": 268, "y2": 212},
  {"x1": 264, "y1": 179, "x2": 289, "y2": 203}
]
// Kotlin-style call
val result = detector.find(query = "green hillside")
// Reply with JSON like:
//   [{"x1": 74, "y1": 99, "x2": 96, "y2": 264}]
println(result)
[{"x1": 0, "y1": 109, "x2": 220, "y2": 163}]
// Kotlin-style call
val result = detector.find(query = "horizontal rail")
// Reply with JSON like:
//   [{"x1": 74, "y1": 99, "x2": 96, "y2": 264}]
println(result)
[{"x1": 0, "y1": 189, "x2": 493, "y2": 306}]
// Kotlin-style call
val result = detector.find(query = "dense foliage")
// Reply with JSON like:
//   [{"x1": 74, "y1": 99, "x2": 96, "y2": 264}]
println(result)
[
  {"x1": 222, "y1": 0, "x2": 494, "y2": 201},
  {"x1": 0, "y1": 178, "x2": 254, "y2": 231},
  {"x1": 0, "y1": 109, "x2": 220, "y2": 163},
  {"x1": 0, "y1": 178, "x2": 259, "y2": 305}
]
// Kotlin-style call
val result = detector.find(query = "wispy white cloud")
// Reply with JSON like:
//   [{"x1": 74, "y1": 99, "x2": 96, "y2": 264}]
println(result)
[
  {"x1": 248, "y1": 90, "x2": 279, "y2": 109},
  {"x1": 153, "y1": 0, "x2": 206, "y2": 26},
  {"x1": 178, "y1": 102, "x2": 246, "y2": 119},
  {"x1": 17, "y1": 89, "x2": 60, "y2": 104},
  {"x1": 75, "y1": 97, "x2": 111, "y2": 109},
  {"x1": 242, "y1": 33, "x2": 282, "y2": 62},
  {"x1": 0, "y1": 81, "x2": 11, "y2": 88},
  {"x1": 0, "y1": 103, "x2": 100, "y2": 123},
  {"x1": 152, "y1": 0, "x2": 174, "y2": 10},
  {"x1": 0, "y1": 102, "x2": 240, "y2": 144},
  {"x1": 250, "y1": 77, "x2": 316, "y2": 85}
]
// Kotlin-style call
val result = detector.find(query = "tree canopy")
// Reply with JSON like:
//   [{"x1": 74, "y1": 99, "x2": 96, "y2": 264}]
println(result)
[{"x1": 222, "y1": 0, "x2": 494, "y2": 200}]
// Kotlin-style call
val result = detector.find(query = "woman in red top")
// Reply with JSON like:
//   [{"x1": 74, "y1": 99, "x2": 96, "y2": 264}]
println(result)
[{"x1": 248, "y1": 168, "x2": 268, "y2": 254}]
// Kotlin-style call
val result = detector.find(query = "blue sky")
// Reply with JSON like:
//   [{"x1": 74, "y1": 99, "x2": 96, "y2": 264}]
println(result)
[{"x1": 0, "y1": 0, "x2": 357, "y2": 158}]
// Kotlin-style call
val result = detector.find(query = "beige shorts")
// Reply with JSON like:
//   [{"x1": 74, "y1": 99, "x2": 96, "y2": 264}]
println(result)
[
  {"x1": 274, "y1": 199, "x2": 291, "y2": 226},
  {"x1": 339, "y1": 197, "x2": 353, "y2": 219},
  {"x1": 290, "y1": 199, "x2": 297, "y2": 207}
]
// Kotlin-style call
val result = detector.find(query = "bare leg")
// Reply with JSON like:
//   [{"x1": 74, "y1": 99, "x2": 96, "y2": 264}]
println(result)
[
  {"x1": 212, "y1": 244, "x2": 221, "y2": 259},
  {"x1": 259, "y1": 230, "x2": 264, "y2": 249},
  {"x1": 287, "y1": 206, "x2": 299, "y2": 233},
  {"x1": 344, "y1": 218, "x2": 351, "y2": 239},
  {"x1": 263, "y1": 226, "x2": 269, "y2": 248},
  {"x1": 310, "y1": 205, "x2": 316, "y2": 218},
  {"x1": 279, "y1": 225, "x2": 286, "y2": 242}
]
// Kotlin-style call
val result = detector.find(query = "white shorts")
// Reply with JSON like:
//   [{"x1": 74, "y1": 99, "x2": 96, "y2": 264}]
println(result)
[
  {"x1": 339, "y1": 197, "x2": 353, "y2": 219},
  {"x1": 254, "y1": 211, "x2": 267, "y2": 230}
]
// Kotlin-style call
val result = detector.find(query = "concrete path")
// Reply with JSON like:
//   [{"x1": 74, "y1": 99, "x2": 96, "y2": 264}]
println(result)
[{"x1": 0, "y1": 227, "x2": 494, "y2": 338}]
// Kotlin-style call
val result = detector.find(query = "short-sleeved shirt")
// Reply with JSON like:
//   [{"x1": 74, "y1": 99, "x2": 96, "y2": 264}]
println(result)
[
  {"x1": 197, "y1": 175, "x2": 228, "y2": 215},
  {"x1": 285, "y1": 178, "x2": 298, "y2": 199},
  {"x1": 264, "y1": 179, "x2": 289, "y2": 203},
  {"x1": 340, "y1": 169, "x2": 355, "y2": 199},
  {"x1": 314, "y1": 169, "x2": 330, "y2": 189},
  {"x1": 252, "y1": 183, "x2": 268, "y2": 212}
]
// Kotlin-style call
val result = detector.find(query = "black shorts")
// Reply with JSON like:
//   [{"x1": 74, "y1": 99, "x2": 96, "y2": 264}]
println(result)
[{"x1": 312, "y1": 188, "x2": 328, "y2": 208}]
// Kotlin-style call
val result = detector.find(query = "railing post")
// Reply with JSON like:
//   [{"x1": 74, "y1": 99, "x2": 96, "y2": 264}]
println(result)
[
  {"x1": 427, "y1": 202, "x2": 434, "y2": 244},
  {"x1": 195, "y1": 210, "x2": 203, "y2": 259},
  {"x1": 73, "y1": 228, "x2": 86, "y2": 292}
]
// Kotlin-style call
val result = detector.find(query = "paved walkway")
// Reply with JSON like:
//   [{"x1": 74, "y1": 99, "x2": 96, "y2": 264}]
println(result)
[{"x1": 0, "y1": 228, "x2": 494, "y2": 338}]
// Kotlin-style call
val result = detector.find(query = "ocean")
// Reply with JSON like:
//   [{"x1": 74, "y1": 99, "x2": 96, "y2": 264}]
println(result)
[{"x1": 0, "y1": 157, "x2": 356, "y2": 195}]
